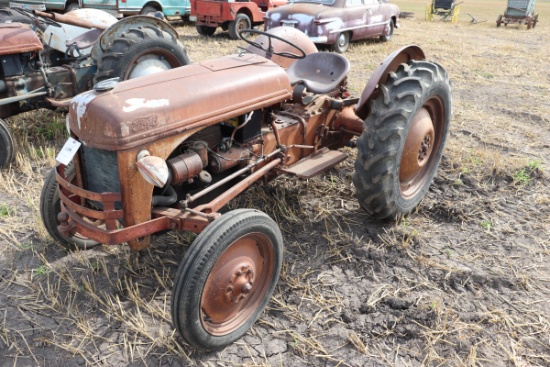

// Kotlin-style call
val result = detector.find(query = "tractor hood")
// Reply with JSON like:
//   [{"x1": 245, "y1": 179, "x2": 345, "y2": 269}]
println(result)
[
  {"x1": 68, "y1": 53, "x2": 293, "y2": 151},
  {"x1": 0, "y1": 23, "x2": 43, "y2": 55}
]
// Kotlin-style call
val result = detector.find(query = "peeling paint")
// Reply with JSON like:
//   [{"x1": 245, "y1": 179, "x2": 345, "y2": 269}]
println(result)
[
  {"x1": 123, "y1": 98, "x2": 170, "y2": 113},
  {"x1": 71, "y1": 91, "x2": 97, "y2": 130}
]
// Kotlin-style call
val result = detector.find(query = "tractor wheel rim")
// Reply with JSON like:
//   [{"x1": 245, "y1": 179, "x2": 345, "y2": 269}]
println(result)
[
  {"x1": 200, "y1": 232, "x2": 275, "y2": 335},
  {"x1": 126, "y1": 52, "x2": 177, "y2": 80},
  {"x1": 399, "y1": 97, "x2": 445, "y2": 198}
]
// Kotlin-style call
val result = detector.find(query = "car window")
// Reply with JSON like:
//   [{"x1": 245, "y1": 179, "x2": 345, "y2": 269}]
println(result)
[
  {"x1": 290, "y1": 0, "x2": 336, "y2": 5},
  {"x1": 363, "y1": 0, "x2": 378, "y2": 5},
  {"x1": 346, "y1": 0, "x2": 363, "y2": 6}
]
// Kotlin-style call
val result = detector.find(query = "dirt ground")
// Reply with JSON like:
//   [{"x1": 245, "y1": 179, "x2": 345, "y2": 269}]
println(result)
[{"x1": 1, "y1": 1, "x2": 549, "y2": 366}]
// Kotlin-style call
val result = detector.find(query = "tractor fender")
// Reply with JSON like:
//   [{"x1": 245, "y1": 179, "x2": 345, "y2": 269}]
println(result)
[
  {"x1": 91, "y1": 15, "x2": 181, "y2": 62},
  {"x1": 355, "y1": 45, "x2": 425, "y2": 120}
]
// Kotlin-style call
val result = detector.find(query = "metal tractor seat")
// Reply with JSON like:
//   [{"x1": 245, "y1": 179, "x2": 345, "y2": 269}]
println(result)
[{"x1": 286, "y1": 52, "x2": 350, "y2": 95}]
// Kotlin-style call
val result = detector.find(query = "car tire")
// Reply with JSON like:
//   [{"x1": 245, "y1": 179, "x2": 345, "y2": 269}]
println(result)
[
  {"x1": 140, "y1": 5, "x2": 159, "y2": 17},
  {"x1": 64, "y1": 1, "x2": 79, "y2": 13},
  {"x1": 331, "y1": 32, "x2": 349, "y2": 53},
  {"x1": 380, "y1": 20, "x2": 394, "y2": 42},
  {"x1": 94, "y1": 26, "x2": 191, "y2": 83},
  {"x1": 196, "y1": 25, "x2": 217, "y2": 36},
  {"x1": 228, "y1": 13, "x2": 251, "y2": 40},
  {"x1": 353, "y1": 60, "x2": 451, "y2": 219}
]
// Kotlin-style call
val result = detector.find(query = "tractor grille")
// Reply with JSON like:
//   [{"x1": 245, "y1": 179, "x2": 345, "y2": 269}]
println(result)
[{"x1": 81, "y1": 146, "x2": 121, "y2": 209}]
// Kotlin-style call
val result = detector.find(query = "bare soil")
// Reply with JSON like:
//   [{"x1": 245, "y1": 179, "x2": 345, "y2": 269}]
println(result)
[{"x1": 1, "y1": 2, "x2": 549, "y2": 366}]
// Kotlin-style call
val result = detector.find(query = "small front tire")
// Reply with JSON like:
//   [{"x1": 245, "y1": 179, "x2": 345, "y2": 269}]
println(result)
[
  {"x1": 0, "y1": 118, "x2": 15, "y2": 169},
  {"x1": 40, "y1": 166, "x2": 101, "y2": 250},
  {"x1": 171, "y1": 209, "x2": 283, "y2": 350}
]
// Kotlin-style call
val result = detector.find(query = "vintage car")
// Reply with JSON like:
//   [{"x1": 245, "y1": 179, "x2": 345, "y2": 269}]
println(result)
[{"x1": 265, "y1": 0, "x2": 399, "y2": 53}]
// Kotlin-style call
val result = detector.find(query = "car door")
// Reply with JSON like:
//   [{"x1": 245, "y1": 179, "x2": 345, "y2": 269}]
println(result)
[
  {"x1": 81, "y1": 0, "x2": 117, "y2": 12},
  {"x1": 363, "y1": 0, "x2": 386, "y2": 36},
  {"x1": 343, "y1": 0, "x2": 368, "y2": 41}
]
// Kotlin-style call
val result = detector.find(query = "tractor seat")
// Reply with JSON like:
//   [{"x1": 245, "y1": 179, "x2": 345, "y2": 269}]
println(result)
[
  {"x1": 286, "y1": 52, "x2": 350, "y2": 94},
  {"x1": 65, "y1": 28, "x2": 102, "y2": 50}
]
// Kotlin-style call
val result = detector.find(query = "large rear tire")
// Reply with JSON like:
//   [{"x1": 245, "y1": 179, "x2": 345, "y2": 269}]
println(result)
[
  {"x1": 353, "y1": 61, "x2": 451, "y2": 219},
  {"x1": 94, "y1": 26, "x2": 191, "y2": 83},
  {"x1": 40, "y1": 166, "x2": 101, "y2": 250},
  {"x1": 171, "y1": 209, "x2": 283, "y2": 350},
  {"x1": 0, "y1": 118, "x2": 15, "y2": 169}
]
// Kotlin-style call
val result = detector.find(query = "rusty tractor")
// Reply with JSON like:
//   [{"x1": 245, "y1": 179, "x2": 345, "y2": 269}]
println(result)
[
  {"x1": 0, "y1": 7, "x2": 191, "y2": 168},
  {"x1": 41, "y1": 27, "x2": 452, "y2": 350}
]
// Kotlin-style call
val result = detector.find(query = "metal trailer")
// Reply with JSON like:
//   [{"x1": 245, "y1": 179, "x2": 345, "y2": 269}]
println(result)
[
  {"x1": 497, "y1": 0, "x2": 538, "y2": 28},
  {"x1": 426, "y1": 0, "x2": 461, "y2": 23}
]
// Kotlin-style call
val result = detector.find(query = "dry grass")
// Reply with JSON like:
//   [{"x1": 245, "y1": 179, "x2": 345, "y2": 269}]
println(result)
[{"x1": 1, "y1": 1, "x2": 550, "y2": 366}]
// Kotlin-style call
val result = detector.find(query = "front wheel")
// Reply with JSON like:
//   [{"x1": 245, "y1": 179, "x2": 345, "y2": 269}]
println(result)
[
  {"x1": 353, "y1": 61, "x2": 452, "y2": 219},
  {"x1": 0, "y1": 118, "x2": 15, "y2": 169},
  {"x1": 171, "y1": 209, "x2": 283, "y2": 350},
  {"x1": 331, "y1": 32, "x2": 350, "y2": 53},
  {"x1": 40, "y1": 166, "x2": 101, "y2": 250},
  {"x1": 94, "y1": 26, "x2": 191, "y2": 83}
]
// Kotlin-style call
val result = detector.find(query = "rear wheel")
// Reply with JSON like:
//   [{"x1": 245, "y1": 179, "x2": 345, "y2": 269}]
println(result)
[
  {"x1": 331, "y1": 32, "x2": 349, "y2": 53},
  {"x1": 94, "y1": 26, "x2": 191, "y2": 83},
  {"x1": 196, "y1": 25, "x2": 216, "y2": 36},
  {"x1": 228, "y1": 13, "x2": 251, "y2": 40},
  {"x1": 40, "y1": 166, "x2": 101, "y2": 250},
  {"x1": 0, "y1": 118, "x2": 15, "y2": 169},
  {"x1": 353, "y1": 61, "x2": 451, "y2": 219},
  {"x1": 380, "y1": 20, "x2": 394, "y2": 42},
  {"x1": 140, "y1": 5, "x2": 159, "y2": 17},
  {"x1": 171, "y1": 209, "x2": 283, "y2": 350}
]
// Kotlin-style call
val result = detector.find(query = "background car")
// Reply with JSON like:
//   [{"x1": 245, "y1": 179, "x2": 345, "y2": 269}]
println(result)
[{"x1": 265, "y1": 0, "x2": 399, "y2": 53}]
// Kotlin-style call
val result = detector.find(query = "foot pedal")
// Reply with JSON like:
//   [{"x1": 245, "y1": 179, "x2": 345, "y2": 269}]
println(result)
[{"x1": 281, "y1": 148, "x2": 348, "y2": 179}]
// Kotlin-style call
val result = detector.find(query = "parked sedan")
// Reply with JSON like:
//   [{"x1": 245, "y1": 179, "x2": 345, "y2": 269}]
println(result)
[{"x1": 265, "y1": 0, "x2": 399, "y2": 53}]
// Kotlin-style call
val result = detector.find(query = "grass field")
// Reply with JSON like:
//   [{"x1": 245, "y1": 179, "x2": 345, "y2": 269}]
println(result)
[{"x1": 0, "y1": 1, "x2": 549, "y2": 366}]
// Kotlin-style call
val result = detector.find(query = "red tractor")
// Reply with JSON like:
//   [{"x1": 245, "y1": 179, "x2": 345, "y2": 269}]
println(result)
[
  {"x1": 190, "y1": 0, "x2": 287, "y2": 38},
  {"x1": 41, "y1": 27, "x2": 452, "y2": 350}
]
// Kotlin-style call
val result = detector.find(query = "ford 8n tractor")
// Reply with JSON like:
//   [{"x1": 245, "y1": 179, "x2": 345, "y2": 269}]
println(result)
[{"x1": 40, "y1": 27, "x2": 451, "y2": 350}]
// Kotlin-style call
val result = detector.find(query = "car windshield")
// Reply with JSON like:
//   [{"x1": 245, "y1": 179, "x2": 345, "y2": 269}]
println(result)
[{"x1": 290, "y1": 0, "x2": 336, "y2": 5}]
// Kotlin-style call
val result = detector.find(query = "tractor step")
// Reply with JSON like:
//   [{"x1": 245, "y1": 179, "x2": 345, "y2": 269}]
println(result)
[{"x1": 280, "y1": 148, "x2": 348, "y2": 179}]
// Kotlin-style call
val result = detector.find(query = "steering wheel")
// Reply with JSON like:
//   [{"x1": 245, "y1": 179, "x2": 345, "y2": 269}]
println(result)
[
  {"x1": 239, "y1": 29, "x2": 306, "y2": 60},
  {"x1": 12, "y1": 7, "x2": 62, "y2": 28}
]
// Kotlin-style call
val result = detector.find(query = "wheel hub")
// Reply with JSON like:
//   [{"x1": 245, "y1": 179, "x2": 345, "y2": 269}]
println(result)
[
  {"x1": 128, "y1": 54, "x2": 172, "y2": 79},
  {"x1": 225, "y1": 265, "x2": 255, "y2": 303},
  {"x1": 200, "y1": 233, "x2": 274, "y2": 335},
  {"x1": 400, "y1": 107, "x2": 434, "y2": 185}
]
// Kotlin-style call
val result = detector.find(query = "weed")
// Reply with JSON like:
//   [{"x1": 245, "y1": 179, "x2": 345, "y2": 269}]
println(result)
[
  {"x1": 480, "y1": 220, "x2": 492, "y2": 231},
  {"x1": 0, "y1": 204, "x2": 13, "y2": 218},
  {"x1": 33, "y1": 265, "x2": 49, "y2": 278}
]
